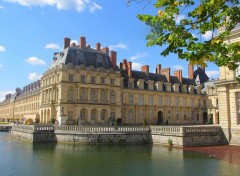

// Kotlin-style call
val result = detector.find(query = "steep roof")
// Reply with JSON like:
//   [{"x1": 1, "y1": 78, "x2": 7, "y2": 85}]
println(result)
[{"x1": 49, "y1": 46, "x2": 114, "y2": 69}]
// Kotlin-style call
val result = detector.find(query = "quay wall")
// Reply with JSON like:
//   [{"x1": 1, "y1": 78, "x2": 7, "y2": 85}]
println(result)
[{"x1": 11, "y1": 125, "x2": 228, "y2": 146}]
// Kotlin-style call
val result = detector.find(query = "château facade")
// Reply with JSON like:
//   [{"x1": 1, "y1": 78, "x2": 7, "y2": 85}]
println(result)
[{"x1": 0, "y1": 36, "x2": 209, "y2": 125}]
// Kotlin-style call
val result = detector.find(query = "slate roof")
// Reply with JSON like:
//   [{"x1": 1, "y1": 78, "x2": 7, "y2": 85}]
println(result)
[{"x1": 49, "y1": 46, "x2": 114, "y2": 69}]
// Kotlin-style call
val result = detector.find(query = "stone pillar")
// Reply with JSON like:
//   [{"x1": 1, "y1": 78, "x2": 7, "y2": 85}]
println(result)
[{"x1": 218, "y1": 85, "x2": 231, "y2": 142}]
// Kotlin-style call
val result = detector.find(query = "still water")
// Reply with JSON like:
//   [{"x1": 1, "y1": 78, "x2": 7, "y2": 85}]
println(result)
[{"x1": 1, "y1": 133, "x2": 240, "y2": 176}]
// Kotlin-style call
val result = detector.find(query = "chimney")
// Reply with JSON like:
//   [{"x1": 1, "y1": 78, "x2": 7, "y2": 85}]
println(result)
[
  {"x1": 188, "y1": 63, "x2": 194, "y2": 79},
  {"x1": 156, "y1": 64, "x2": 161, "y2": 74},
  {"x1": 160, "y1": 68, "x2": 171, "y2": 82},
  {"x1": 122, "y1": 59, "x2": 128, "y2": 70},
  {"x1": 71, "y1": 42, "x2": 76, "y2": 47},
  {"x1": 101, "y1": 47, "x2": 109, "y2": 55},
  {"x1": 80, "y1": 36, "x2": 86, "y2": 48},
  {"x1": 110, "y1": 51, "x2": 117, "y2": 69},
  {"x1": 87, "y1": 44, "x2": 91, "y2": 48},
  {"x1": 141, "y1": 65, "x2": 149, "y2": 75},
  {"x1": 96, "y1": 43, "x2": 101, "y2": 51},
  {"x1": 174, "y1": 70, "x2": 182, "y2": 83},
  {"x1": 120, "y1": 62, "x2": 123, "y2": 69},
  {"x1": 64, "y1": 37, "x2": 70, "y2": 49},
  {"x1": 127, "y1": 62, "x2": 132, "y2": 78}
]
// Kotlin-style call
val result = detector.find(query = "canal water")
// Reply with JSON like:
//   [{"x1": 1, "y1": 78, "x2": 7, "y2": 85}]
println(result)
[{"x1": 1, "y1": 133, "x2": 240, "y2": 176}]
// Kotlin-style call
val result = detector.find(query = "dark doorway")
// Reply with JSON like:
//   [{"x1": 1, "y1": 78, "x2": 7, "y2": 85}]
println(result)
[
  {"x1": 157, "y1": 111, "x2": 163, "y2": 125},
  {"x1": 203, "y1": 112, "x2": 208, "y2": 124}
]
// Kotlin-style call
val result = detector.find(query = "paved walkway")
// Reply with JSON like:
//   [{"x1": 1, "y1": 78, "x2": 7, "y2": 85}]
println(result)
[{"x1": 183, "y1": 145, "x2": 240, "y2": 165}]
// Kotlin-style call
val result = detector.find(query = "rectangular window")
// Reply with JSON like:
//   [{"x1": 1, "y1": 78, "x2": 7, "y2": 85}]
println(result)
[
  {"x1": 69, "y1": 74, "x2": 73, "y2": 82},
  {"x1": 203, "y1": 100, "x2": 206, "y2": 107},
  {"x1": 101, "y1": 78, "x2": 105, "y2": 84},
  {"x1": 158, "y1": 96, "x2": 162, "y2": 106},
  {"x1": 80, "y1": 75, "x2": 85, "y2": 83},
  {"x1": 111, "y1": 79, "x2": 115, "y2": 85},
  {"x1": 175, "y1": 97, "x2": 179, "y2": 107},
  {"x1": 149, "y1": 95, "x2": 154, "y2": 106},
  {"x1": 129, "y1": 93, "x2": 134, "y2": 105},
  {"x1": 216, "y1": 99, "x2": 218, "y2": 107},
  {"x1": 191, "y1": 111, "x2": 194, "y2": 120},
  {"x1": 91, "y1": 76, "x2": 95, "y2": 84}
]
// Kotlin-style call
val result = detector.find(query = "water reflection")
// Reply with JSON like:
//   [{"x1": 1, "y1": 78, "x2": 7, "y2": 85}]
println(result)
[{"x1": 1, "y1": 133, "x2": 240, "y2": 176}]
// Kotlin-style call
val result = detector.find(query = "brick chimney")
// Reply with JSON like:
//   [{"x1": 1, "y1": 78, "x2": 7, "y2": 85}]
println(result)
[
  {"x1": 188, "y1": 63, "x2": 194, "y2": 79},
  {"x1": 160, "y1": 68, "x2": 171, "y2": 82},
  {"x1": 101, "y1": 47, "x2": 109, "y2": 55},
  {"x1": 174, "y1": 70, "x2": 182, "y2": 83},
  {"x1": 80, "y1": 36, "x2": 86, "y2": 48},
  {"x1": 122, "y1": 59, "x2": 128, "y2": 70},
  {"x1": 110, "y1": 51, "x2": 117, "y2": 69},
  {"x1": 127, "y1": 62, "x2": 132, "y2": 78},
  {"x1": 141, "y1": 65, "x2": 149, "y2": 75},
  {"x1": 156, "y1": 64, "x2": 161, "y2": 74},
  {"x1": 64, "y1": 37, "x2": 70, "y2": 49},
  {"x1": 96, "y1": 43, "x2": 101, "y2": 51}
]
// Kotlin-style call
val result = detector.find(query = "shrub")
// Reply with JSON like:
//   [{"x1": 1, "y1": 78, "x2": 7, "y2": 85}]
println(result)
[
  {"x1": 25, "y1": 118, "x2": 33, "y2": 125},
  {"x1": 50, "y1": 118, "x2": 56, "y2": 124},
  {"x1": 168, "y1": 138, "x2": 173, "y2": 146},
  {"x1": 35, "y1": 118, "x2": 40, "y2": 124}
]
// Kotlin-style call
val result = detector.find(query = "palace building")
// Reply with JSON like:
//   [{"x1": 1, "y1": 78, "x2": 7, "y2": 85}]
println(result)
[{"x1": 0, "y1": 36, "x2": 210, "y2": 125}]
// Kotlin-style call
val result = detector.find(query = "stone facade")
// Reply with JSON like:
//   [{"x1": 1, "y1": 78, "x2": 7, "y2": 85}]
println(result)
[{"x1": 0, "y1": 36, "x2": 209, "y2": 126}]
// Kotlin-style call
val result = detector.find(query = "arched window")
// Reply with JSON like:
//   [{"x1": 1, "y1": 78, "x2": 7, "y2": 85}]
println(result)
[
  {"x1": 91, "y1": 109, "x2": 97, "y2": 121},
  {"x1": 80, "y1": 109, "x2": 87, "y2": 120},
  {"x1": 101, "y1": 110, "x2": 107, "y2": 121}
]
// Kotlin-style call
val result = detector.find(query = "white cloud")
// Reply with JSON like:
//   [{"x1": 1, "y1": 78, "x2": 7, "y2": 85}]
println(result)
[
  {"x1": 0, "y1": 45, "x2": 6, "y2": 52},
  {"x1": 202, "y1": 31, "x2": 213, "y2": 40},
  {"x1": 0, "y1": 64, "x2": 3, "y2": 68},
  {"x1": 4, "y1": 0, "x2": 102, "y2": 13},
  {"x1": 0, "y1": 6, "x2": 4, "y2": 9},
  {"x1": 45, "y1": 43, "x2": 61, "y2": 50},
  {"x1": 28, "y1": 72, "x2": 42, "y2": 81},
  {"x1": 132, "y1": 62, "x2": 143, "y2": 71},
  {"x1": 206, "y1": 70, "x2": 219, "y2": 78},
  {"x1": 89, "y1": 2, "x2": 102, "y2": 13},
  {"x1": 109, "y1": 43, "x2": 128, "y2": 50},
  {"x1": 172, "y1": 65, "x2": 184, "y2": 70},
  {"x1": 0, "y1": 90, "x2": 15, "y2": 102},
  {"x1": 130, "y1": 52, "x2": 149, "y2": 61},
  {"x1": 70, "y1": 39, "x2": 79, "y2": 45},
  {"x1": 174, "y1": 14, "x2": 185, "y2": 24},
  {"x1": 25, "y1": 57, "x2": 46, "y2": 65}
]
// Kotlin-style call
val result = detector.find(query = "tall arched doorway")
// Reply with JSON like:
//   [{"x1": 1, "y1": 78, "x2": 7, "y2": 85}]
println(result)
[
  {"x1": 157, "y1": 111, "x2": 163, "y2": 125},
  {"x1": 203, "y1": 112, "x2": 208, "y2": 124}
]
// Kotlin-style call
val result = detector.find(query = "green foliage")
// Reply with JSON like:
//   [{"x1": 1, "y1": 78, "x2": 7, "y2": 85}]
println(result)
[
  {"x1": 25, "y1": 118, "x2": 33, "y2": 125},
  {"x1": 50, "y1": 118, "x2": 56, "y2": 124},
  {"x1": 35, "y1": 117, "x2": 40, "y2": 124},
  {"x1": 144, "y1": 117, "x2": 148, "y2": 126},
  {"x1": 168, "y1": 138, "x2": 173, "y2": 146},
  {"x1": 133, "y1": 0, "x2": 240, "y2": 70}
]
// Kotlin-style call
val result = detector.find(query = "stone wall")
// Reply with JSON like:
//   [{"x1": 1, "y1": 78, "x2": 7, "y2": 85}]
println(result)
[{"x1": 11, "y1": 124, "x2": 228, "y2": 146}]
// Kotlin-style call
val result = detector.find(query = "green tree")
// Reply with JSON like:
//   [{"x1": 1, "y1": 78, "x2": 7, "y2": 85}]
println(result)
[{"x1": 129, "y1": 0, "x2": 240, "y2": 70}]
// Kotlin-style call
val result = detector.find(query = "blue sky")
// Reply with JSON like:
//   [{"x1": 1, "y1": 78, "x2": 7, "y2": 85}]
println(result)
[{"x1": 0, "y1": 0, "x2": 219, "y2": 101}]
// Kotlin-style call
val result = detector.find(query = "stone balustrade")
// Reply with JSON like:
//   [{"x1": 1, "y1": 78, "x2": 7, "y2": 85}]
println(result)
[
  {"x1": 150, "y1": 125, "x2": 222, "y2": 136},
  {"x1": 54, "y1": 125, "x2": 150, "y2": 134}
]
